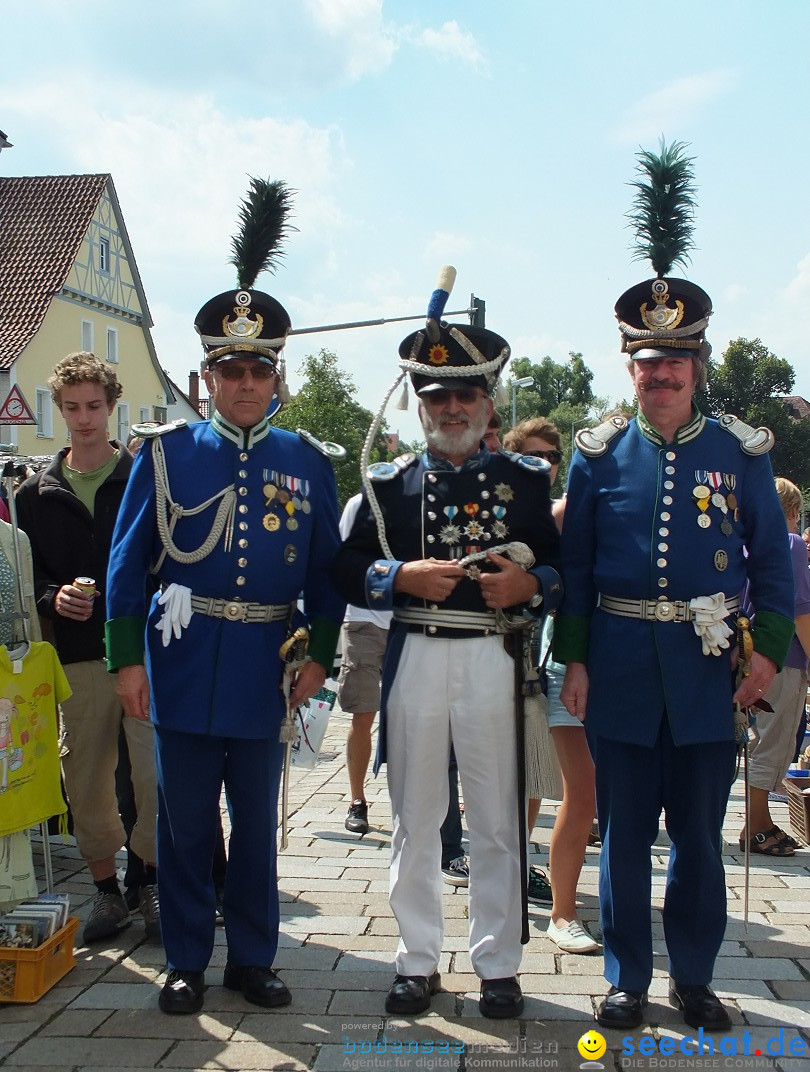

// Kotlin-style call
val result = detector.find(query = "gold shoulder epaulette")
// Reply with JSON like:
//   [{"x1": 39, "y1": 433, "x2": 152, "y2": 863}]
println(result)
[
  {"x1": 575, "y1": 416, "x2": 628, "y2": 458},
  {"x1": 718, "y1": 414, "x2": 774, "y2": 455}
]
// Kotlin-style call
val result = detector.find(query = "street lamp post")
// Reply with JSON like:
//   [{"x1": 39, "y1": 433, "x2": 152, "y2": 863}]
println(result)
[{"x1": 511, "y1": 376, "x2": 534, "y2": 427}]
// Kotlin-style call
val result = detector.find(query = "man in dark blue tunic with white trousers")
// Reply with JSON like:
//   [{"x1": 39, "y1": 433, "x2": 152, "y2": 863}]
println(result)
[{"x1": 334, "y1": 270, "x2": 562, "y2": 1019}]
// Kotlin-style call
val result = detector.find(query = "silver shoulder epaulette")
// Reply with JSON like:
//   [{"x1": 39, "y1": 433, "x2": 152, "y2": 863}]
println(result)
[
  {"x1": 297, "y1": 428, "x2": 347, "y2": 459},
  {"x1": 502, "y1": 450, "x2": 551, "y2": 474},
  {"x1": 575, "y1": 416, "x2": 628, "y2": 457},
  {"x1": 131, "y1": 419, "x2": 187, "y2": 439},
  {"x1": 718, "y1": 414, "x2": 774, "y2": 455},
  {"x1": 367, "y1": 453, "x2": 415, "y2": 481}
]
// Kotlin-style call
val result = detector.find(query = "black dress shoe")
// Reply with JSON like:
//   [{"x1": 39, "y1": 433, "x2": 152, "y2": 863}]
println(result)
[
  {"x1": 596, "y1": 986, "x2": 648, "y2": 1029},
  {"x1": 385, "y1": 972, "x2": 441, "y2": 1014},
  {"x1": 480, "y1": 977, "x2": 524, "y2": 1019},
  {"x1": 223, "y1": 964, "x2": 292, "y2": 1007},
  {"x1": 669, "y1": 981, "x2": 731, "y2": 1030},
  {"x1": 158, "y1": 969, "x2": 205, "y2": 1015}
]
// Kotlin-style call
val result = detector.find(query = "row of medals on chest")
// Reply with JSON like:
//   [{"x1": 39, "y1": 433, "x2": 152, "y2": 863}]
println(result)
[
  {"x1": 262, "y1": 472, "x2": 311, "y2": 533},
  {"x1": 692, "y1": 471, "x2": 738, "y2": 534}
]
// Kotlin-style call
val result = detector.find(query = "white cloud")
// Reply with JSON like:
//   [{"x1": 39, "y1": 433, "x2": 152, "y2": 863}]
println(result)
[
  {"x1": 415, "y1": 20, "x2": 487, "y2": 69},
  {"x1": 303, "y1": 0, "x2": 397, "y2": 79},
  {"x1": 615, "y1": 71, "x2": 738, "y2": 143}
]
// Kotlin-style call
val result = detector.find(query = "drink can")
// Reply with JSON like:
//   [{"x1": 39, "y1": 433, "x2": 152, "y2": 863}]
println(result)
[{"x1": 73, "y1": 577, "x2": 96, "y2": 598}]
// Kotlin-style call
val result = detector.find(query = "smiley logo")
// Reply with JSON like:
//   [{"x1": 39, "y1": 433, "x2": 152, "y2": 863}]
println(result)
[{"x1": 577, "y1": 1029, "x2": 607, "y2": 1063}]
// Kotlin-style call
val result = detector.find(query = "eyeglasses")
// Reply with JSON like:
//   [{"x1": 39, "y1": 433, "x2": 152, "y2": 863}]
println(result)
[
  {"x1": 214, "y1": 362, "x2": 277, "y2": 381},
  {"x1": 524, "y1": 449, "x2": 562, "y2": 464},
  {"x1": 422, "y1": 387, "x2": 483, "y2": 405}
]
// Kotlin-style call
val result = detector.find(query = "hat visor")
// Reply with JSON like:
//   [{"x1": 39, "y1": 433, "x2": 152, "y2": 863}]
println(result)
[
  {"x1": 631, "y1": 346, "x2": 689, "y2": 362},
  {"x1": 416, "y1": 377, "x2": 482, "y2": 395},
  {"x1": 206, "y1": 349, "x2": 278, "y2": 368}
]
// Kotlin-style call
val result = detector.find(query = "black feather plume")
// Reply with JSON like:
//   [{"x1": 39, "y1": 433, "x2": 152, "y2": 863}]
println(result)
[
  {"x1": 627, "y1": 138, "x2": 697, "y2": 278},
  {"x1": 229, "y1": 178, "x2": 297, "y2": 289}
]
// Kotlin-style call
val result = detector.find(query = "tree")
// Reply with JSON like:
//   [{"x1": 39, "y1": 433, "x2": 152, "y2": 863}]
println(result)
[
  {"x1": 273, "y1": 349, "x2": 388, "y2": 507},
  {"x1": 701, "y1": 337, "x2": 810, "y2": 489},
  {"x1": 498, "y1": 352, "x2": 596, "y2": 428}
]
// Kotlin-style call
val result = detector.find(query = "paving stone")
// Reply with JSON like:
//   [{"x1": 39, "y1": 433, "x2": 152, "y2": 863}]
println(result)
[
  {"x1": 3, "y1": 1037, "x2": 171, "y2": 1067},
  {"x1": 161, "y1": 1040, "x2": 314, "y2": 1069}
]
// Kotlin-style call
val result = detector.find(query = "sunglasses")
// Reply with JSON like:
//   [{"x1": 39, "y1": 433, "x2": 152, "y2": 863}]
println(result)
[
  {"x1": 214, "y1": 362, "x2": 277, "y2": 382},
  {"x1": 524, "y1": 449, "x2": 562, "y2": 464},
  {"x1": 422, "y1": 387, "x2": 483, "y2": 405}
]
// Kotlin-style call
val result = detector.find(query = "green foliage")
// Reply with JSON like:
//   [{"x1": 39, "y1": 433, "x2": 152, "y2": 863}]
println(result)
[
  {"x1": 273, "y1": 349, "x2": 388, "y2": 507},
  {"x1": 498, "y1": 352, "x2": 595, "y2": 428},
  {"x1": 702, "y1": 337, "x2": 810, "y2": 489}
]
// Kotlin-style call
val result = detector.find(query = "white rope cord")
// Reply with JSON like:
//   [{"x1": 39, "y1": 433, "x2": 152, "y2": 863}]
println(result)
[{"x1": 151, "y1": 436, "x2": 237, "y2": 572}]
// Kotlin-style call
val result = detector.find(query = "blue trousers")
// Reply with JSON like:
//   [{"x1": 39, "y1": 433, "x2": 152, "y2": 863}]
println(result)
[
  {"x1": 590, "y1": 719, "x2": 737, "y2": 992},
  {"x1": 155, "y1": 727, "x2": 283, "y2": 973}
]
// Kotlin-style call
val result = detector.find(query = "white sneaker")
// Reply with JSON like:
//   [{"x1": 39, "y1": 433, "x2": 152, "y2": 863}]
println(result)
[{"x1": 547, "y1": 917, "x2": 599, "y2": 954}]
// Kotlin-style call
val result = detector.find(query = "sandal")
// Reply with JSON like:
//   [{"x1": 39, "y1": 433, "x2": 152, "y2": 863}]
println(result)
[
  {"x1": 739, "y1": 827, "x2": 796, "y2": 856},
  {"x1": 773, "y1": 826, "x2": 801, "y2": 851}
]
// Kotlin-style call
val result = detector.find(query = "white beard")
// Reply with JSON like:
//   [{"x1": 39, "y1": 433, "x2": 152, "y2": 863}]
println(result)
[{"x1": 422, "y1": 407, "x2": 488, "y2": 459}]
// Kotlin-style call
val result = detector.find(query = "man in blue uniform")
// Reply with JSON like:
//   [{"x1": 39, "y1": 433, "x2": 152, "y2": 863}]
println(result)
[
  {"x1": 554, "y1": 274, "x2": 794, "y2": 1031},
  {"x1": 334, "y1": 307, "x2": 562, "y2": 1019},
  {"x1": 106, "y1": 286, "x2": 344, "y2": 1014}
]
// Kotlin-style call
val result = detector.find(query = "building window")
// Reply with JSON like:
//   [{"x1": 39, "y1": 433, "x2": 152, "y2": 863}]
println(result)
[
  {"x1": 36, "y1": 388, "x2": 53, "y2": 438},
  {"x1": 139, "y1": 406, "x2": 151, "y2": 423},
  {"x1": 117, "y1": 402, "x2": 129, "y2": 444},
  {"x1": 107, "y1": 327, "x2": 118, "y2": 363},
  {"x1": 81, "y1": 319, "x2": 94, "y2": 353},
  {"x1": 154, "y1": 406, "x2": 167, "y2": 424},
  {"x1": 99, "y1": 236, "x2": 110, "y2": 273}
]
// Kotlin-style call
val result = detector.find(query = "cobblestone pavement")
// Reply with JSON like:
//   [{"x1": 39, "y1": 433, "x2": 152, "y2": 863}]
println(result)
[{"x1": 1, "y1": 705, "x2": 809, "y2": 1071}]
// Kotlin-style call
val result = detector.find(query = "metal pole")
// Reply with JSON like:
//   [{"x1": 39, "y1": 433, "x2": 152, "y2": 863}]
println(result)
[{"x1": 289, "y1": 308, "x2": 473, "y2": 337}]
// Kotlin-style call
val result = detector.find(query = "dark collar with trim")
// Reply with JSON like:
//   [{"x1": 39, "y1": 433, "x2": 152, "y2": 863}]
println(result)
[
  {"x1": 636, "y1": 405, "x2": 706, "y2": 447},
  {"x1": 211, "y1": 412, "x2": 271, "y2": 450},
  {"x1": 423, "y1": 443, "x2": 490, "y2": 473}
]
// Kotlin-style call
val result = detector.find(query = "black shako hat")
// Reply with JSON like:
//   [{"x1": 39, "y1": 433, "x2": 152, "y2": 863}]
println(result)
[
  {"x1": 195, "y1": 288, "x2": 291, "y2": 369},
  {"x1": 614, "y1": 276, "x2": 712, "y2": 361},
  {"x1": 399, "y1": 322, "x2": 510, "y2": 396}
]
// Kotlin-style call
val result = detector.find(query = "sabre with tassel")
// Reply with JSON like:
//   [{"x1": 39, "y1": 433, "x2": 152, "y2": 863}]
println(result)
[
  {"x1": 735, "y1": 615, "x2": 754, "y2": 927},
  {"x1": 278, "y1": 624, "x2": 309, "y2": 851}
]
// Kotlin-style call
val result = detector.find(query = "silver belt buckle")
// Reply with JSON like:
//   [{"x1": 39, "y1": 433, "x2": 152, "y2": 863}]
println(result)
[
  {"x1": 223, "y1": 601, "x2": 246, "y2": 622},
  {"x1": 654, "y1": 600, "x2": 676, "y2": 622}
]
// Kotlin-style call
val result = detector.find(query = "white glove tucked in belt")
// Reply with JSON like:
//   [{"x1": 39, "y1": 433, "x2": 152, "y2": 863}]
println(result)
[
  {"x1": 155, "y1": 583, "x2": 193, "y2": 647},
  {"x1": 689, "y1": 593, "x2": 734, "y2": 657}
]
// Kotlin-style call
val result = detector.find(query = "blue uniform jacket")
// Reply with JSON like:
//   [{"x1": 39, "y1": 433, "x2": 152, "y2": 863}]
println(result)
[
  {"x1": 553, "y1": 413, "x2": 794, "y2": 747},
  {"x1": 106, "y1": 417, "x2": 345, "y2": 739},
  {"x1": 333, "y1": 447, "x2": 564, "y2": 766}
]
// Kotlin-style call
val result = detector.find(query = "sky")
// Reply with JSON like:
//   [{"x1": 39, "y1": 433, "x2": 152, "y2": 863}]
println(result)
[{"x1": 1, "y1": 0, "x2": 808, "y2": 444}]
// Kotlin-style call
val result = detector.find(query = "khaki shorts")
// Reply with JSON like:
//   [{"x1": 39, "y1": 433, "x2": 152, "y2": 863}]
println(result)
[
  {"x1": 60, "y1": 660, "x2": 157, "y2": 864},
  {"x1": 748, "y1": 666, "x2": 808, "y2": 793},
  {"x1": 337, "y1": 621, "x2": 388, "y2": 714}
]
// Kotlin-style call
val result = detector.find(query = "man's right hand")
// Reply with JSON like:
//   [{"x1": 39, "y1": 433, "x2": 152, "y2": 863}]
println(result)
[
  {"x1": 394, "y1": 558, "x2": 466, "y2": 602},
  {"x1": 54, "y1": 583, "x2": 94, "y2": 622},
  {"x1": 560, "y1": 661, "x2": 589, "y2": 722},
  {"x1": 116, "y1": 664, "x2": 151, "y2": 722}
]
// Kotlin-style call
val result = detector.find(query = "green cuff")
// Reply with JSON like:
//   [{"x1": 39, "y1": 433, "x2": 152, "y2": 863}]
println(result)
[
  {"x1": 552, "y1": 614, "x2": 590, "y2": 664},
  {"x1": 105, "y1": 617, "x2": 146, "y2": 672},
  {"x1": 308, "y1": 615, "x2": 341, "y2": 674},
  {"x1": 752, "y1": 609, "x2": 795, "y2": 672}
]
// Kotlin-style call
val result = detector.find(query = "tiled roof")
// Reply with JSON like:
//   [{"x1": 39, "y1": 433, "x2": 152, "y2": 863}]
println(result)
[
  {"x1": 0, "y1": 174, "x2": 108, "y2": 368},
  {"x1": 779, "y1": 395, "x2": 810, "y2": 420}
]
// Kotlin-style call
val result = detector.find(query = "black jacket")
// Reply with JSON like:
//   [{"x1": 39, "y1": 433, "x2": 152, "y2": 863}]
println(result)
[{"x1": 15, "y1": 443, "x2": 133, "y2": 665}]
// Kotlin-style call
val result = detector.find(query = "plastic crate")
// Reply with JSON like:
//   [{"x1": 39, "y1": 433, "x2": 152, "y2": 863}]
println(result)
[
  {"x1": 784, "y1": 776, "x2": 810, "y2": 847},
  {"x1": 0, "y1": 916, "x2": 78, "y2": 1003}
]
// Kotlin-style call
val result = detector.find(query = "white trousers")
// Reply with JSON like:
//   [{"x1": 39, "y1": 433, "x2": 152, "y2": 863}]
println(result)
[{"x1": 387, "y1": 634, "x2": 522, "y2": 979}]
